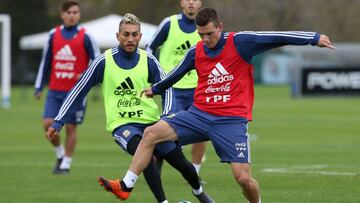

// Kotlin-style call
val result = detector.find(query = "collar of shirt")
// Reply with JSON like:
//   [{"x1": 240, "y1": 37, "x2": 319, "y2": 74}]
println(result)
[
  {"x1": 115, "y1": 46, "x2": 140, "y2": 69},
  {"x1": 179, "y1": 12, "x2": 197, "y2": 33},
  {"x1": 117, "y1": 46, "x2": 137, "y2": 58},
  {"x1": 63, "y1": 24, "x2": 78, "y2": 30},
  {"x1": 203, "y1": 32, "x2": 225, "y2": 58},
  {"x1": 61, "y1": 24, "x2": 79, "y2": 39},
  {"x1": 181, "y1": 12, "x2": 195, "y2": 24}
]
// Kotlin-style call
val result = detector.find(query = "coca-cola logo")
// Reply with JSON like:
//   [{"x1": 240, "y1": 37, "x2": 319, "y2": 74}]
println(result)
[
  {"x1": 205, "y1": 82, "x2": 231, "y2": 93},
  {"x1": 117, "y1": 97, "x2": 141, "y2": 108},
  {"x1": 54, "y1": 62, "x2": 74, "y2": 71}
]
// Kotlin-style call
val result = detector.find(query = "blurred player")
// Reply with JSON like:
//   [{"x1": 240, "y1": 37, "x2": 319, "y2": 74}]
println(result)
[
  {"x1": 34, "y1": 0, "x2": 100, "y2": 175},
  {"x1": 146, "y1": 0, "x2": 207, "y2": 183}
]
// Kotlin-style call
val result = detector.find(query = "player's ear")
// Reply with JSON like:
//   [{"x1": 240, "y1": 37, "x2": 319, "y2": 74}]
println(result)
[
  {"x1": 218, "y1": 22, "x2": 223, "y2": 31},
  {"x1": 116, "y1": 32, "x2": 121, "y2": 42}
]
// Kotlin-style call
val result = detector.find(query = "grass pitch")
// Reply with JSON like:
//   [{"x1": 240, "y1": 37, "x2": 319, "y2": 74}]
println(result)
[{"x1": 0, "y1": 86, "x2": 359, "y2": 203}]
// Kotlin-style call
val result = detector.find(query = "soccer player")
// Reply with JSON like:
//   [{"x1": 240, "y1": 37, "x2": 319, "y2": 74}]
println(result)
[
  {"x1": 46, "y1": 13, "x2": 214, "y2": 203},
  {"x1": 97, "y1": 7, "x2": 336, "y2": 203},
  {"x1": 34, "y1": 0, "x2": 100, "y2": 175},
  {"x1": 146, "y1": 0, "x2": 207, "y2": 182}
]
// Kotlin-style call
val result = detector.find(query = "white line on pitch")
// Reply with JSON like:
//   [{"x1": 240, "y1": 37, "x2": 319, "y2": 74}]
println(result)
[{"x1": 262, "y1": 165, "x2": 357, "y2": 176}]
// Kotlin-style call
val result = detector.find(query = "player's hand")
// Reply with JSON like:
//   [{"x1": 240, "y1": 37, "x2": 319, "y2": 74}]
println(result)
[
  {"x1": 318, "y1": 34, "x2": 336, "y2": 50},
  {"x1": 46, "y1": 127, "x2": 59, "y2": 141},
  {"x1": 34, "y1": 92, "x2": 42, "y2": 100},
  {"x1": 140, "y1": 87, "x2": 154, "y2": 98}
]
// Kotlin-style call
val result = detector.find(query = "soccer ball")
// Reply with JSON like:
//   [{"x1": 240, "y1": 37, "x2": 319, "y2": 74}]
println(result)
[{"x1": 177, "y1": 201, "x2": 192, "y2": 203}]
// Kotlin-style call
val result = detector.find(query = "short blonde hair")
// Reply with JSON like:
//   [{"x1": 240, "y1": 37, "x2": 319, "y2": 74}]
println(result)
[{"x1": 119, "y1": 13, "x2": 141, "y2": 31}]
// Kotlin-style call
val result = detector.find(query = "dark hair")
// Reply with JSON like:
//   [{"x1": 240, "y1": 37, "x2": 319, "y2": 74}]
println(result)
[
  {"x1": 195, "y1": 7, "x2": 220, "y2": 27},
  {"x1": 62, "y1": 1, "x2": 79, "y2": 12}
]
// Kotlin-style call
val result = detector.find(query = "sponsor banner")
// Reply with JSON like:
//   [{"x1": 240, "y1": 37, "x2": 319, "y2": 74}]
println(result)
[{"x1": 301, "y1": 67, "x2": 360, "y2": 95}]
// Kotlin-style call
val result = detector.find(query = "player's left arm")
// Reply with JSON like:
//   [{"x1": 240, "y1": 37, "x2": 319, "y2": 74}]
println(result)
[
  {"x1": 234, "y1": 31, "x2": 334, "y2": 63},
  {"x1": 80, "y1": 33, "x2": 100, "y2": 80},
  {"x1": 84, "y1": 32, "x2": 101, "y2": 60},
  {"x1": 317, "y1": 34, "x2": 335, "y2": 49}
]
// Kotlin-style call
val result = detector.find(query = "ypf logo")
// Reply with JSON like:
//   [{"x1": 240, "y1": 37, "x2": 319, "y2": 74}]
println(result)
[{"x1": 207, "y1": 62, "x2": 234, "y2": 85}]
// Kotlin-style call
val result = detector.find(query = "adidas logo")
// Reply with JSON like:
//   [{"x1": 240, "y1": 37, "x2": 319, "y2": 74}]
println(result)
[
  {"x1": 114, "y1": 77, "x2": 137, "y2": 96},
  {"x1": 54, "y1": 44, "x2": 76, "y2": 61},
  {"x1": 237, "y1": 152, "x2": 245, "y2": 158},
  {"x1": 207, "y1": 62, "x2": 234, "y2": 85},
  {"x1": 173, "y1": 40, "x2": 191, "y2": 55}
]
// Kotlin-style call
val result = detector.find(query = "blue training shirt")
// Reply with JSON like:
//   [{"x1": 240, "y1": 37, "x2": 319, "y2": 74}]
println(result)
[
  {"x1": 50, "y1": 46, "x2": 175, "y2": 132},
  {"x1": 34, "y1": 24, "x2": 100, "y2": 93},
  {"x1": 152, "y1": 31, "x2": 320, "y2": 94}
]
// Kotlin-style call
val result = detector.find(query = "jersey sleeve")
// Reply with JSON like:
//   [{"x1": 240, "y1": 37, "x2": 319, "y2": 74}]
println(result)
[
  {"x1": 34, "y1": 30, "x2": 55, "y2": 93},
  {"x1": 145, "y1": 17, "x2": 171, "y2": 56},
  {"x1": 234, "y1": 31, "x2": 320, "y2": 63},
  {"x1": 84, "y1": 31, "x2": 101, "y2": 61},
  {"x1": 147, "y1": 54, "x2": 175, "y2": 116},
  {"x1": 152, "y1": 46, "x2": 196, "y2": 94}
]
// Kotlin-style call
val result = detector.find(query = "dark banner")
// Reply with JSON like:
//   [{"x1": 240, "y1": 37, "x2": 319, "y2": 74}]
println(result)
[{"x1": 301, "y1": 67, "x2": 360, "y2": 95}]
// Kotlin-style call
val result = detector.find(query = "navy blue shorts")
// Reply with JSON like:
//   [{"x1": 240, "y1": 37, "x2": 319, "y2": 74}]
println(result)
[
  {"x1": 112, "y1": 123, "x2": 177, "y2": 158},
  {"x1": 162, "y1": 106, "x2": 251, "y2": 163},
  {"x1": 173, "y1": 88, "x2": 194, "y2": 111},
  {"x1": 43, "y1": 90, "x2": 86, "y2": 124}
]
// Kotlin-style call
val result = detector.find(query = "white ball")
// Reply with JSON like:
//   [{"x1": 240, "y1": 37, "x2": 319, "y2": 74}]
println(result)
[{"x1": 177, "y1": 201, "x2": 192, "y2": 203}]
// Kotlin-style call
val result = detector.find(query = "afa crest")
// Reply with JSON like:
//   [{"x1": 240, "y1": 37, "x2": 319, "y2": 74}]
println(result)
[{"x1": 122, "y1": 130, "x2": 131, "y2": 137}]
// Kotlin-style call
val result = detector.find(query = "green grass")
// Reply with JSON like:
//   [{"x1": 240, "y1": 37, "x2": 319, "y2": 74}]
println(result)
[{"x1": 1, "y1": 86, "x2": 359, "y2": 203}]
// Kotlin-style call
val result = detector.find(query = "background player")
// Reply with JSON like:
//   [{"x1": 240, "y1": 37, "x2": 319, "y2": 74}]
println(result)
[
  {"x1": 146, "y1": 0, "x2": 207, "y2": 181},
  {"x1": 34, "y1": 0, "x2": 100, "y2": 175}
]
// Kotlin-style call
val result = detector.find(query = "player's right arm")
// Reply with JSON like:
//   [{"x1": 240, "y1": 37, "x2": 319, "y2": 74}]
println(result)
[
  {"x1": 46, "y1": 53, "x2": 106, "y2": 140},
  {"x1": 34, "y1": 30, "x2": 55, "y2": 99},
  {"x1": 145, "y1": 17, "x2": 171, "y2": 56}
]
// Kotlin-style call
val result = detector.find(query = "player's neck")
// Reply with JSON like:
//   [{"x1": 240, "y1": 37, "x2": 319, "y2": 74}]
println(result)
[{"x1": 182, "y1": 12, "x2": 196, "y2": 21}]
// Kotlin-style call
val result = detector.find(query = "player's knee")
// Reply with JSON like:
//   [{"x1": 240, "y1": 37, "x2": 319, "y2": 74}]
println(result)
[
  {"x1": 234, "y1": 172, "x2": 252, "y2": 189},
  {"x1": 42, "y1": 120, "x2": 53, "y2": 131},
  {"x1": 143, "y1": 126, "x2": 159, "y2": 144}
]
